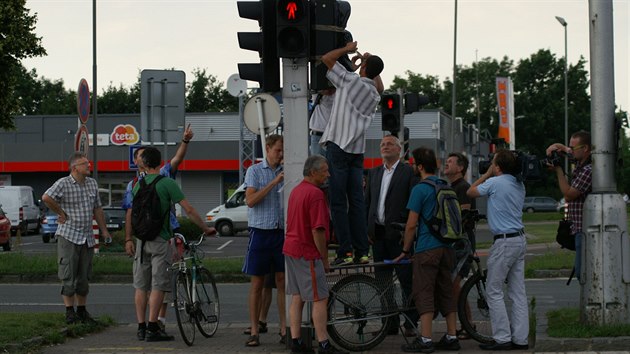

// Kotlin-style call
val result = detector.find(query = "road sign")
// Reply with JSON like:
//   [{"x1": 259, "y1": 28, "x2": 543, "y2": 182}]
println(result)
[
  {"x1": 77, "y1": 79, "x2": 90, "y2": 124},
  {"x1": 129, "y1": 145, "x2": 142, "y2": 170},
  {"x1": 243, "y1": 93, "x2": 281, "y2": 135},
  {"x1": 75, "y1": 124, "x2": 89, "y2": 155},
  {"x1": 140, "y1": 70, "x2": 186, "y2": 144}
]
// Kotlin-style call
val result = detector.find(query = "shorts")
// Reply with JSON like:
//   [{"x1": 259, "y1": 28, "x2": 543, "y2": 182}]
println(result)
[
  {"x1": 57, "y1": 236, "x2": 94, "y2": 297},
  {"x1": 412, "y1": 247, "x2": 456, "y2": 316},
  {"x1": 285, "y1": 256, "x2": 329, "y2": 302},
  {"x1": 133, "y1": 237, "x2": 173, "y2": 292},
  {"x1": 242, "y1": 228, "x2": 285, "y2": 276}
]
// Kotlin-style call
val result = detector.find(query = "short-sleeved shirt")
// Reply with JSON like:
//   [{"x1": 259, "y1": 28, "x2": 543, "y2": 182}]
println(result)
[
  {"x1": 407, "y1": 176, "x2": 445, "y2": 253},
  {"x1": 568, "y1": 160, "x2": 592, "y2": 234},
  {"x1": 451, "y1": 177, "x2": 476, "y2": 231},
  {"x1": 309, "y1": 93, "x2": 334, "y2": 133},
  {"x1": 131, "y1": 174, "x2": 185, "y2": 240},
  {"x1": 244, "y1": 159, "x2": 284, "y2": 229},
  {"x1": 122, "y1": 162, "x2": 180, "y2": 229},
  {"x1": 283, "y1": 180, "x2": 330, "y2": 260},
  {"x1": 320, "y1": 62, "x2": 381, "y2": 154},
  {"x1": 45, "y1": 175, "x2": 102, "y2": 247},
  {"x1": 476, "y1": 174, "x2": 525, "y2": 235}
]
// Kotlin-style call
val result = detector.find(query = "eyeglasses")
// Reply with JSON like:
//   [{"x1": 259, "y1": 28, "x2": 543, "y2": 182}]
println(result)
[{"x1": 569, "y1": 144, "x2": 586, "y2": 151}]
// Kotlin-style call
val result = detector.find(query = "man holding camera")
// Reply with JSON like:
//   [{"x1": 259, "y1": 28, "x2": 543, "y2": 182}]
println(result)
[
  {"x1": 546, "y1": 130, "x2": 592, "y2": 280},
  {"x1": 467, "y1": 150, "x2": 528, "y2": 350}
]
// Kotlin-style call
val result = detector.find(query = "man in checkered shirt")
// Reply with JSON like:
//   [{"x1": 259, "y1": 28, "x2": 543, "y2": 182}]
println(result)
[
  {"x1": 43, "y1": 152, "x2": 112, "y2": 325},
  {"x1": 546, "y1": 130, "x2": 592, "y2": 280}
]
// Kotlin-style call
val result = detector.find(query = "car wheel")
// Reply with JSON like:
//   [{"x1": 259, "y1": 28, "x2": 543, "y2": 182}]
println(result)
[
  {"x1": 2, "y1": 242, "x2": 10, "y2": 251},
  {"x1": 42, "y1": 234, "x2": 51, "y2": 243},
  {"x1": 216, "y1": 221, "x2": 234, "y2": 236},
  {"x1": 526, "y1": 207, "x2": 535, "y2": 213}
]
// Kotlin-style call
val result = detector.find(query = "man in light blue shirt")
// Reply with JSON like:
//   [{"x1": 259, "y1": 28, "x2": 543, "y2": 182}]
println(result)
[{"x1": 467, "y1": 149, "x2": 529, "y2": 351}]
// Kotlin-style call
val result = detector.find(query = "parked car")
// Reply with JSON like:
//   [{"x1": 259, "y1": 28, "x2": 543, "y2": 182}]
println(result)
[
  {"x1": 0, "y1": 205, "x2": 12, "y2": 251},
  {"x1": 40, "y1": 210, "x2": 59, "y2": 243},
  {"x1": 523, "y1": 196, "x2": 560, "y2": 213},
  {"x1": 103, "y1": 207, "x2": 126, "y2": 232},
  {"x1": 0, "y1": 186, "x2": 41, "y2": 235},
  {"x1": 206, "y1": 184, "x2": 248, "y2": 236}
]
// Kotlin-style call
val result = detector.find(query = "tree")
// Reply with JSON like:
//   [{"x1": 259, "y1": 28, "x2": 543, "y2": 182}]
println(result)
[
  {"x1": 186, "y1": 68, "x2": 238, "y2": 112},
  {"x1": 0, "y1": 0, "x2": 46, "y2": 129},
  {"x1": 98, "y1": 81, "x2": 140, "y2": 114},
  {"x1": 13, "y1": 66, "x2": 75, "y2": 115},
  {"x1": 389, "y1": 71, "x2": 443, "y2": 108}
]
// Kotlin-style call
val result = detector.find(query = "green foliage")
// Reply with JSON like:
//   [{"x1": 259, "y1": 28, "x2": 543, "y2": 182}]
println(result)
[
  {"x1": 186, "y1": 68, "x2": 239, "y2": 112},
  {"x1": 547, "y1": 308, "x2": 630, "y2": 337},
  {"x1": 0, "y1": 0, "x2": 46, "y2": 129},
  {"x1": 0, "y1": 313, "x2": 113, "y2": 350},
  {"x1": 525, "y1": 250, "x2": 574, "y2": 278},
  {"x1": 390, "y1": 71, "x2": 443, "y2": 108},
  {"x1": 98, "y1": 80, "x2": 141, "y2": 114},
  {"x1": 176, "y1": 216, "x2": 203, "y2": 239}
]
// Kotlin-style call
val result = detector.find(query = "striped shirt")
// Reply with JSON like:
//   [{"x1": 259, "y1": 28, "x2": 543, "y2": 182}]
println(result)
[
  {"x1": 568, "y1": 160, "x2": 592, "y2": 234},
  {"x1": 45, "y1": 175, "x2": 102, "y2": 247},
  {"x1": 244, "y1": 159, "x2": 284, "y2": 229},
  {"x1": 320, "y1": 62, "x2": 381, "y2": 154}
]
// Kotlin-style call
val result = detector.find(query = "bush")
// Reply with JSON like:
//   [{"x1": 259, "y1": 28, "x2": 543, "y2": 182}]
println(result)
[{"x1": 176, "y1": 216, "x2": 203, "y2": 240}]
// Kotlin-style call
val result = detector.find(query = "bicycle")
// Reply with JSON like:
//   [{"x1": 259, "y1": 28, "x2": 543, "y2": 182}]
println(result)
[
  {"x1": 170, "y1": 233, "x2": 220, "y2": 346},
  {"x1": 456, "y1": 209, "x2": 495, "y2": 344}
]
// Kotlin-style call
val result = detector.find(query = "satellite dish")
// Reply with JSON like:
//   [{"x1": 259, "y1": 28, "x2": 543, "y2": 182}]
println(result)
[
  {"x1": 227, "y1": 73, "x2": 248, "y2": 97},
  {"x1": 243, "y1": 93, "x2": 281, "y2": 135}
]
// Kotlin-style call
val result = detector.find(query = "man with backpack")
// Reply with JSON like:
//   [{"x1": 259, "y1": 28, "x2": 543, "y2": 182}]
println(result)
[
  {"x1": 394, "y1": 147, "x2": 460, "y2": 353},
  {"x1": 467, "y1": 149, "x2": 528, "y2": 350},
  {"x1": 124, "y1": 147, "x2": 215, "y2": 342}
]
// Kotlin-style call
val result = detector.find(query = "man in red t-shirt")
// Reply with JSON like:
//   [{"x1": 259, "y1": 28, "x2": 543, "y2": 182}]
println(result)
[{"x1": 283, "y1": 155, "x2": 347, "y2": 354}]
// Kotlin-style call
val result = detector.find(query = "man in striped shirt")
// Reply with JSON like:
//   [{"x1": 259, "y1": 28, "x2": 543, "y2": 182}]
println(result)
[{"x1": 320, "y1": 41, "x2": 384, "y2": 265}]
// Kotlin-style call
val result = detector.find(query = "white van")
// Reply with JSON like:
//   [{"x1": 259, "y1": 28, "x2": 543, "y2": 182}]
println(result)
[
  {"x1": 0, "y1": 186, "x2": 41, "y2": 235},
  {"x1": 205, "y1": 184, "x2": 248, "y2": 236}
]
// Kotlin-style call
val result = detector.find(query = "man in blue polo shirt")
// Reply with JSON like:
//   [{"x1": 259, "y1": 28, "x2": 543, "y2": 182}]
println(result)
[{"x1": 467, "y1": 149, "x2": 528, "y2": 351}]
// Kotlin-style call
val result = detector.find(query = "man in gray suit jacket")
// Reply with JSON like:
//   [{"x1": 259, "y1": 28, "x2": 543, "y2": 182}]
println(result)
[{"x1": 365, "y1": 135, "x2": 419, "y2": 337}]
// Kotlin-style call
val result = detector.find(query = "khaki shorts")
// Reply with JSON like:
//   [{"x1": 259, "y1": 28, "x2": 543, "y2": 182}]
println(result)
[
  {"x1": 286, "y1": 256, "x2": 328, "y2": 302},
  {"x1": 57, "y1": 236, "x2": 94, "y2": 297},
  {"x1": 133, "y1": 238, "x2": 173, "y2": 292},
  {"x1": 412, "y1": 247, "x2": 456, "y2": 316}
]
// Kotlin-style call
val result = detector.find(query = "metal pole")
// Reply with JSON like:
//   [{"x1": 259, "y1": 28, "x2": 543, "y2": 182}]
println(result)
[
  {"x1": 238, "y1": 94, "x2": 245, "y2": 185},
  {"x1": 475, "y1": 49, "x2": 480, "y2": 157},
  {"x1": 92, "y1": 0, "x2": 98, "y2": 180},
  {"x1": 255, "y1": 97, "x2": 268, "y2": 161},
  {"x1": 555, "y1": 16, "x2": 568, "y2": 173},
  {"x1": 451, "y1": 0, "x2": 458, "y2": 153},
  {"x1": 581, "y1": 0, "x2": 629, "y2": 325}
]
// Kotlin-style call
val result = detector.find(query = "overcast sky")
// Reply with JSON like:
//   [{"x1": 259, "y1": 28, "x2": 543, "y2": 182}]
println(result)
[{"x1": 22, "y1": 0, "x2": 629, "y2": 115}]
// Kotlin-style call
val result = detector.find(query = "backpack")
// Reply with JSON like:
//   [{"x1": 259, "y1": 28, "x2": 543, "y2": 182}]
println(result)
[
  {"x1": 419, "y1": 179, "x2": 463, "y2": 244},
  {"x1": 131, "y1": 175, "x2": 168, "y2": 241}
]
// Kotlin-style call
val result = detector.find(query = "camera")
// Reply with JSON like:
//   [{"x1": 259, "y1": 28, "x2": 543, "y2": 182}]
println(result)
[
  {"x1": 541, "y1": 150, "x2": 563, "y2": 167},
  {"x1": 478, "y1": 150, "x2": 542, "y2": 182}
]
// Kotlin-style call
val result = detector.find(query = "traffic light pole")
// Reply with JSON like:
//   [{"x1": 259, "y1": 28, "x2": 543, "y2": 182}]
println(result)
[
  {"x1": 280, "y1": 57, "x2": 311, "y2": 348},
  {"x1": 396, "y1": 88, "x2": 405, "y2": 159}
]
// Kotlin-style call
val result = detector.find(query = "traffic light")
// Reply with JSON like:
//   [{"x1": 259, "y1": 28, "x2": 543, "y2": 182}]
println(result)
[
  {"x1": 309, "y1": 0, "x2": 352, "y2": 90},
  {"x1": 276, "y1": 0, "x2": 309, "y2": 58},
  {"x1": 237, "y1": 0, "x2": 280, "y2": 92},
  {"x1": 404, "y1": 92, "x2": 430, "y2": 113},
  {"x1": 381, "y1": 94, "x2": 401, "y2": 133}
]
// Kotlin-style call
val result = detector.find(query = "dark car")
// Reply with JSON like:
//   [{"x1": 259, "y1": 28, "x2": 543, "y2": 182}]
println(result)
[
  {"x1": 41, "y1": 210, "x2": 59, "y2": 243},
  {"x1": 103, "y1": 207, "x2": 126, "y2": 232},
  {"x1": 523, "y1": 196, "x2": 560, "y2": 213},
  {"x1": 0, "y1": 205, "x2": 12, "y2": 251}
]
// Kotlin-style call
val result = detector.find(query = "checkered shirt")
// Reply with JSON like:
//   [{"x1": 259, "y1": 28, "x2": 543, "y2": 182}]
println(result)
[
  {"x1": 45, "y1": 175, "x2": 102, "y2": 246},
  {"x1": 568, "y1": 161, "x2": 592, "y2": 234},
  {"x1": 244, "y1": 159, "x2": 284, "y2": 229},
  {"x1": 320, "y1": 62, "x2": 381, "y2": 154}
]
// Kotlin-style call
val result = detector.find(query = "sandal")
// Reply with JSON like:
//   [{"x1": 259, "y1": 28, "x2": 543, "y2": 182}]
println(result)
[
  {"x1": 456, "y1": 328, "x2": 472, "y2": 340},
  {"x1": 245, "y1": 334, "x2": 260, "y2": 347},
  {"x1": 243, "y1": 320, "x2": 268, "y2": 335},
  {"x1": 279, "y1": 332, "x2": 287, "y2": 344}
]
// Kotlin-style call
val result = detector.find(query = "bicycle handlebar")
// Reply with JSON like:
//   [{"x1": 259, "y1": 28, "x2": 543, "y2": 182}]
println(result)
[{"x1": 173, "y1": 233, "x2": 205, "y2": 249}]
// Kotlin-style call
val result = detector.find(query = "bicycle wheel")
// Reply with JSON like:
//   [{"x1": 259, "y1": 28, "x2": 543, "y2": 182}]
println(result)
[
  {"x1": 173, "y1": 271, "x2": 196, "y2": 346},
  {"x1": 194, "y1": 267, "x2": 220, "y2": 337},
  {"x1": 458, "y1": 272, "x2": 493, "y2": 344},
  {"x1": 327, "y1": 274, "x2": 391, "y2": 352}
]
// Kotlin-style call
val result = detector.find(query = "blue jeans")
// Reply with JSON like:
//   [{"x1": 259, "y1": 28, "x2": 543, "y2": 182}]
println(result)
[
  {"x1": 575, "y1": 232, "x2": 583, "y2": 281},
  {"x1": 325, "y1": 142, "x2": 369, "y2": 258},
  {"x1": 309, "y1": 134, "x2": 326, "y2": 156}
]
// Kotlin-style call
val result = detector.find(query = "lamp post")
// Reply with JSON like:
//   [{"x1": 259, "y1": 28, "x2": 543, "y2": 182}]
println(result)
[
  {"x1": 555, "y1": 15, "x2": 568, "y2": 173},
  {"x1": 451, "y1": 0, "x2": 458, "y2": 154}
]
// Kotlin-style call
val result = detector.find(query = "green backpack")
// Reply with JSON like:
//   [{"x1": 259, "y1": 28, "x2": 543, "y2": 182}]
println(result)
[{"x1": 420, "y1": 179, "x2": 463, "y2": 243}]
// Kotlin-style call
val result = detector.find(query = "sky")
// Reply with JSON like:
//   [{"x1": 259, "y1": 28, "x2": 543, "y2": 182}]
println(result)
[{"x1": 22, "y1": 0, "x2": 629, "y2": 114}]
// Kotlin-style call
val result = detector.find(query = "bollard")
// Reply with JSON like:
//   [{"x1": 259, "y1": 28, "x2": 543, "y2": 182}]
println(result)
[{"x1": 92, "y1": 219, "x2": 99, "y2": 254}]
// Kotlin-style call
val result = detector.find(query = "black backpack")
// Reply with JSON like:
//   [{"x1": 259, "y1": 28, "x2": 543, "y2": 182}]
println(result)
[{"x1": 131, "y1": 175, "x2": 168, "y2": 241}]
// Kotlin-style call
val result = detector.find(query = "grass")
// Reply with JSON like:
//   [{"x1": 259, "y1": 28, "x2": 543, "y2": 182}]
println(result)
[
  {"x1": 0, "y1": 251, "x2": 245, "y2": 277},
  {"x1": 522, "y1": 212, "x2": 564, "y2": 223},
  {"x1": 525, "y1": 250, "x2": 574, "y2": 278},
  {"x1": 547, "y1": 308, "x2": 630, "y2": 337},
  {"x1": 0, "y1": 313, "x2": 114, "y2": 350}
]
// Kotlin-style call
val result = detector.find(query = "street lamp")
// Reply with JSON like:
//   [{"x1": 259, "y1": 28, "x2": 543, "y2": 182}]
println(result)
[{"x1": 555, "y1": 15, "x2": 568, "y2": 173}]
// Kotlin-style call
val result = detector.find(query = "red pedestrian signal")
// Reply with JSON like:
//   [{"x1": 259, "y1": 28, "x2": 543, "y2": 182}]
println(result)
[
  {"x1": 387, "y1": 98, "x2": 395, "y2": 110},
  {"x1": 276, "y1": 0, "x2": 309, "y2": 58}
]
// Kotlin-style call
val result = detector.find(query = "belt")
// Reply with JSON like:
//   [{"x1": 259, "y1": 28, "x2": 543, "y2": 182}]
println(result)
[
  {"x1": 493, "y1": 231, "x2": 524, "y2": 241},
  {"x1": 310, "y1": 130, "x2": 323, "y2": 137}
]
